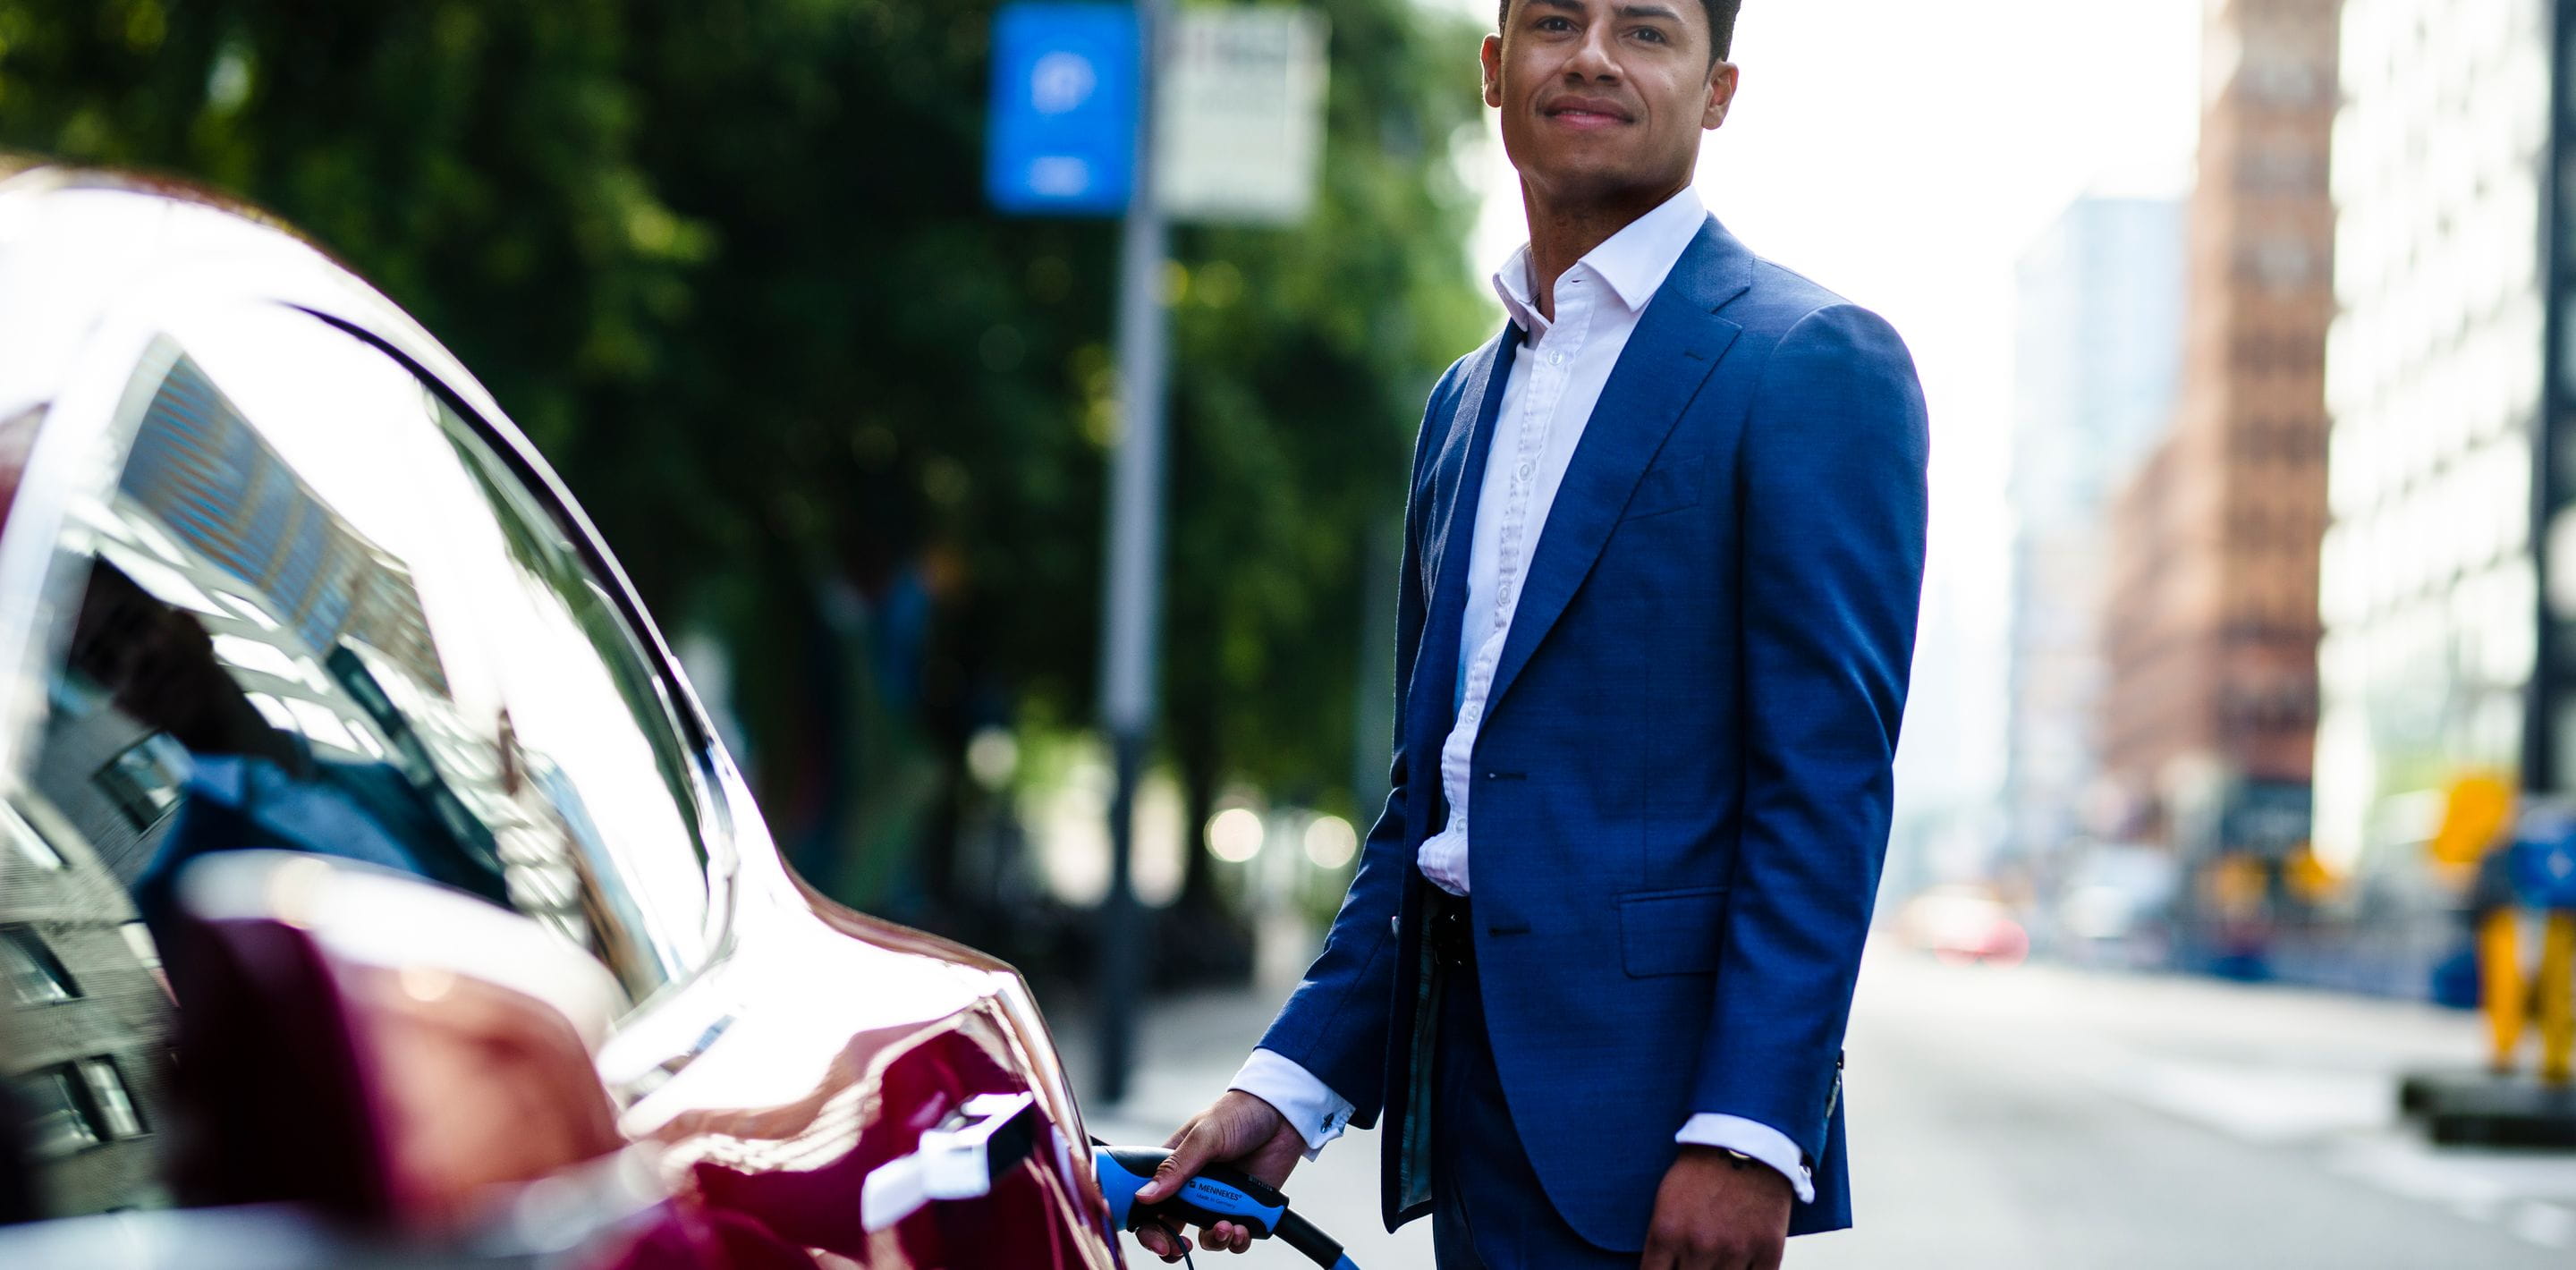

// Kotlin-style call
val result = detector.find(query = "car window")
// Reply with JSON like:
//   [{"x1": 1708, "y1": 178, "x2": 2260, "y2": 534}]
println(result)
[{"x1": 0, "y1": 305, "x2": 713, "y2": 1217}]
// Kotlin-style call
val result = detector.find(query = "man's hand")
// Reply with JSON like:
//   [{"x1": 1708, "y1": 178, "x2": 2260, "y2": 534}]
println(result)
[
  {"x1": 1641, "y1": 1145, "x2": 1793, "y2": 1270},
  {"x1": 1130, "y1": 1090, "x2": 1309, "y2": 1262}
]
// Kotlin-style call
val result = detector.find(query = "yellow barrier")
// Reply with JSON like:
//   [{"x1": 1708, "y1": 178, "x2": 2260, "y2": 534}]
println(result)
[
  {"x1": 2483, "y1": 909, "x2": 2527, "y2": 1076},
  {"x1": 2543, "y1": 913, "x2": 2574, "y2": 1087}
]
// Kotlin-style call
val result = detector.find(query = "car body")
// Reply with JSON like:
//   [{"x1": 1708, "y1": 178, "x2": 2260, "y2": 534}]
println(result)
[{"x1": 0, "y1": 169, "x2": 1122, "y2": 1268}]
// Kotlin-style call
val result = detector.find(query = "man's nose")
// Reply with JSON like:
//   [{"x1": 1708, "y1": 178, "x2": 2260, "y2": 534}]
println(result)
[{"x1": 1566, "y1": 24, "x2": 1621, "y2": 81}]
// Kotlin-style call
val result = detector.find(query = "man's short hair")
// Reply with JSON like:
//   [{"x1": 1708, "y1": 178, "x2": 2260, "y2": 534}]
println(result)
[{"x1": 1497, "y1": 0, "x2": 1741, "y2": 61}]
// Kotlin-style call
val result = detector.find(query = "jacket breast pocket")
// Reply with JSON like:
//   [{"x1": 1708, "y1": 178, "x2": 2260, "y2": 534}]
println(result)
[
  {"x1": 1618, "y1": 885, "x2": 1729, "y2": 978},
  {"x1": 1620, "y1": 455, "x2": 1707, "y2": 521}
]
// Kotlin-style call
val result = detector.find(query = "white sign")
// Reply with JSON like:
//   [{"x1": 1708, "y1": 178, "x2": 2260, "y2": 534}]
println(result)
[{"x1": 1156, "y1": 8, "x2": 1330, "y2": 225}]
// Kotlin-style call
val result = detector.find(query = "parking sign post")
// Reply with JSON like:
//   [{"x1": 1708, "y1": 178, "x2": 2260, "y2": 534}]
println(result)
[
  {"x1": 989, "y1": 2, "x2": 1323, "y2": 1105},
  {"x1": 987, "y1": 1, "x2": 1164, "y2": 1106},
  {"x1": 1092, "y1": 0, "x2": 1167, "y2": 1110}
]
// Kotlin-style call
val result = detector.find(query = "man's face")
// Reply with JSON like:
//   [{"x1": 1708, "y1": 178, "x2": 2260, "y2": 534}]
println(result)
[{"x1": 1483, "y1": 0, "x2": 1737, "y2": 203}]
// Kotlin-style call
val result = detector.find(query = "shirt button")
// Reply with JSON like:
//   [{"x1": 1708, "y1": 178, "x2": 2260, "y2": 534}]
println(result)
[
  {"x1": 1550, "y1": 351, "x2": 1566, "y2": 366},
  {"x1": 1514, "y1": 460, "x2": 1534, "y2": 481}
]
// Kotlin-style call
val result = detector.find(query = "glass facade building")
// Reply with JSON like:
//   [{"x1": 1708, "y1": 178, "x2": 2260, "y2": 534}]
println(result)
[
  {"x1": 2006, "y1": 198, "x2": 2186, "y2": 863},
  {"x1": 2316, "y1": 0, "x2": 2548, "y2": 877}
]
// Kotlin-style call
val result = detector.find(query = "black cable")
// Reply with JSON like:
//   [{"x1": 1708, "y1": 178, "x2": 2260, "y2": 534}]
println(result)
[{"x1": 1275, "y1": 1210, "x2": 1346, "y2": 1266}]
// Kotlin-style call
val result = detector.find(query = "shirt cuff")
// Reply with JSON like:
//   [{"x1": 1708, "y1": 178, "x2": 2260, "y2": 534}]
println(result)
[
  {"x1": 1677, "y1": 1113, "x2": 1816, "y2": 1205},
  {"x1": 1229, "y1": 1048, "x2": 1357, "y2": 1161}
]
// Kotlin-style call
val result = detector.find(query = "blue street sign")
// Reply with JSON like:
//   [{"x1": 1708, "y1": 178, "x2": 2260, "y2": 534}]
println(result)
[{"x1": 987, "y1": 4, "x2": 1140, "y2": 216}]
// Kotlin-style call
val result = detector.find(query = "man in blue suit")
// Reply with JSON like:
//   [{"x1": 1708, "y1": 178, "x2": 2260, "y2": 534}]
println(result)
[{"x1": 1134, "y1": 1, "x2": 1927, "y2": 1266}]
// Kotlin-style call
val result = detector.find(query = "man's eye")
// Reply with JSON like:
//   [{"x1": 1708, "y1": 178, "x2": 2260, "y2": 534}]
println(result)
[
  {"x1": 1633, "y1": 26, "x2": 1668, "y2": 43},
  {"x1": 1537, "y1": 16, "x2": 1574, "y2": 30}
]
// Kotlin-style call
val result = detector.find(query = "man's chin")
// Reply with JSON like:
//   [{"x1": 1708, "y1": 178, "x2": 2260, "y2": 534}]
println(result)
[{"x1": 1521, "y1": 155, "x2": 1677, "y2": 206}]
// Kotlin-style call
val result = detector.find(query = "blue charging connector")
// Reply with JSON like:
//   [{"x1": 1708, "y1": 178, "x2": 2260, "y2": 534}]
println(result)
[{"x1": 1093, "y1": 1145, "x2": 1360, "y2": 1270}]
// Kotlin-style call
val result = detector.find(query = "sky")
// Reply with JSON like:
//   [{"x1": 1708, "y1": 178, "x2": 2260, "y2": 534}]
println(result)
[{"x1": 1428, "y1": 0, "x2": 2205, "y2": 826}]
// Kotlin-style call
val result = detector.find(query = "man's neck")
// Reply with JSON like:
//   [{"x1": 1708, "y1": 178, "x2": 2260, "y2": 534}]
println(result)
[{"x1": 1519, "y1": 174, "x2": 1692, "y2": 323}]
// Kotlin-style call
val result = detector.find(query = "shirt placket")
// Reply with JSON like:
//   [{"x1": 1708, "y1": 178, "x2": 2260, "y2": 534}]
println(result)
[{"x1": 1438, "y1": 275, "x2": 1596, "y2": 845}]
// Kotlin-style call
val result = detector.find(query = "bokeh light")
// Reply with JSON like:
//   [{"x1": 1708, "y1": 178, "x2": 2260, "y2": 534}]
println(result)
[
  {"x1": 1206, "y1": 807, "x2": 1266, "y2": 863},
  {"x1": 1302, "y1": 815, "x2": 1358, "y2": 869}
]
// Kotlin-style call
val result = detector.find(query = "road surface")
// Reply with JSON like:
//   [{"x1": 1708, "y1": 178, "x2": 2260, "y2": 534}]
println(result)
[{"x1": 1056, "y1": 943, "x2": 2576, "y2": 1268}]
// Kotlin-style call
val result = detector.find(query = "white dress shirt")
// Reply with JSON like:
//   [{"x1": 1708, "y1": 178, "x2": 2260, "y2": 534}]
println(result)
[{"x1": 1229, "y1": 188, "x2": 1816, "y2": 1204}]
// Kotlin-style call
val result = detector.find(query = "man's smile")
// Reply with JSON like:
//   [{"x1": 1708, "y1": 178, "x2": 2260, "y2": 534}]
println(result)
[{"x1": 1540, "y1": 94, "x2": 1637, "y2": 130}]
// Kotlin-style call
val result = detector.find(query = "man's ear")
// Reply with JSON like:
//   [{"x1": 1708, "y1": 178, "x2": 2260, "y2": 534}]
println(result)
[
  {"x1": 1703, "y1": 62, "x2": 1740, "y2": 131},
  {"x1": 1482, "y1": 33, "x2": 1504, "y2": 108}
]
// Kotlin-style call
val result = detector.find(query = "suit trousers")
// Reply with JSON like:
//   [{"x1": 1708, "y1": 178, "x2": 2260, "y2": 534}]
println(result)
[{"x1": 1428, "y1": 925, "x2": 1637, "y2": 1269}]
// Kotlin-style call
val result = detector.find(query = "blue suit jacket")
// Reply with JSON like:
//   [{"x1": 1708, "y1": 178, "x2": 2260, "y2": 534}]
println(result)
[{"x1": 1256, "y1": 214, "x2": 1928, "y2": 1249}]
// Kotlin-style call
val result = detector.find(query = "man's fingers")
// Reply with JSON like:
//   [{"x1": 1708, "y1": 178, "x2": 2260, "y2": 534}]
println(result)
[
  {"x1": 1134, "y1": 1221, "x2": 1189, "y2": 1262},
  {"x1": 1643, "y1": 1233, "x2": 1734, "y2": 1270},
  {"x1": 1146, "y1": 1218, "x2": 1247, "y2": 1257}
]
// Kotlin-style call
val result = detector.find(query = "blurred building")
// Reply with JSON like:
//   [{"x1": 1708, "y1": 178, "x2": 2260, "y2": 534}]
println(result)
[
  {"x1": 2099, "y1": 0, "x2": 2342, "y2": 861},
  {"x1": 2006, "y1": 199, "x2": 2186, "y2": 865},
  {"x1": 2314, "y1": 0, "x2": 2547, "y2": 879}
]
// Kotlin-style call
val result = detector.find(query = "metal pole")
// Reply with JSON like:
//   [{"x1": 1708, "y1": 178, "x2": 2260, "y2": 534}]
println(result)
[
  {"x1": 2533, "y1": 1, "x2": 2574, "y2": 794},
  {"x1": 1095, "y1": 0, "x2": 1169, "y2": 1106}
]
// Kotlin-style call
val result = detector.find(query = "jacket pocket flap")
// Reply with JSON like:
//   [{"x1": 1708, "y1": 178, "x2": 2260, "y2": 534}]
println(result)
[{"x1": 1618, "y1": 885, "x2": 1729, "y2": 977}]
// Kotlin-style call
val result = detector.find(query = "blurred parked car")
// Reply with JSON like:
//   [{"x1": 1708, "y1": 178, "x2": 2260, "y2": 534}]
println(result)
[
  {"x1": 1894, "y1": 885, "x2": 2030, "y2": 965},
  {"x1": 2048, "y1": 842, "x2": 2178, "y2": 969},
  {"x1": 0, "y1": 169, "x2": 1121, "y2": 1268}
]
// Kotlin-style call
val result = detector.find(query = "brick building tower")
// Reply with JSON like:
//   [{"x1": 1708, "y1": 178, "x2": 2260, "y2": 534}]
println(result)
[{"x1": 2098, "y1": 0, "x2": 2343, "y2": 856}]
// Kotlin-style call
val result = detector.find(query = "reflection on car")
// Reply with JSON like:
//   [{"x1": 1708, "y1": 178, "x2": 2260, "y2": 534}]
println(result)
[{"x1": 0, "y1": 170, "x2": 1114, "y2": 1268}]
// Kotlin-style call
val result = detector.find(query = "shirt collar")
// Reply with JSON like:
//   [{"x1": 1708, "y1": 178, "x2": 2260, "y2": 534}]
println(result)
[{"x1": 1491, "y1": 185, "x2": 1708, "y2": 334}]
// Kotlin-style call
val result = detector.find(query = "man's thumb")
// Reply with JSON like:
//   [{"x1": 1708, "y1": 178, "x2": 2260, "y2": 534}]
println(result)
[{"x1": 1136, "y1": 1133, "x2": 1208, "y2": 1203}]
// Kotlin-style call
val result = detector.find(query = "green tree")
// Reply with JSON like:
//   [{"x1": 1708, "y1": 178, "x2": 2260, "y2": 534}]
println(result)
[
  {"x1": 0, "y1": 0, "x2": 1489, "y2": 947},
  {"x1": 1158, "y1": 0, "x2": 1490, "y2": 923}
]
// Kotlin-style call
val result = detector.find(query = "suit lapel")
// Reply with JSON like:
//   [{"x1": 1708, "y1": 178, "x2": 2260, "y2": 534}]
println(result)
[
  {"x1": 1407, "y1": 324, "x2": 1520, "y2": 781},
  {"x1": 1479, "y1": 217, "x2": 1753, "y2": 718}
]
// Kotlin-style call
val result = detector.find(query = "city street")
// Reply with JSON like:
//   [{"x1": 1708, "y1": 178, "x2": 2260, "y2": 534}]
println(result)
[
  {"x1": 1062, "y1": 943, "x2": 2576, "y2": 1268},
  {"x1": 11, "y1": 4, "x2": 2576, "y2": 1268}
]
